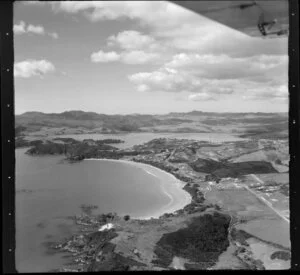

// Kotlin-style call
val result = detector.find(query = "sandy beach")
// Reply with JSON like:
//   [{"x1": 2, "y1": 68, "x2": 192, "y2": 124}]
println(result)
[{"x1": 85, "y1": 158, "x2": 192, "y2": 220}]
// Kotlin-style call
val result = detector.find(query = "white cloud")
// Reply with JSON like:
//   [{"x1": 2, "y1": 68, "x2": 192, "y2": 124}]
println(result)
[
  {"x1": 107, "y1": 30, "x2": 156, "y2": 50},
  {"x1": 121, "y1": 50, "x2": 159, "y2": 64},
  {"x1": 49, "y1": 32, "x2": 59, "y2": 39},
  {"x1": 188, "y1": 93, "x2": 216, "y2": 101},
  {"x1": 13, "y1": 21, "x2": 58, "y2": 39},
  {"x1": 44, "y1": 1, "x2": 287, "y2": 104},
  {"x1": 13, "y1": 21, "x2": 26, "y2": 34},
  {"x1": 48, "y1": 1, "x2": 287, "y2": 57},
  {"x1": 243, "y1": 85, "x2": 288, "y2": 101},
  {"x1": 14, "y1": 59, "x2": 55, "y2": 78},
  {"x1": 128, "y1": 50, "x2": 288, "y2": 96},
  {"x1": 136, "y1": 84, "x2": 150, "y2": 92},
  {"x1": 129, "y1": 67, "x2": 203, "y2": 93},
  {"x1": 91, "y1": 49, "x2": 160, "y2": 65},
  {"x1": 165, "y1": 53, "x2": 288, "y2": 81},
  {"x1": 103, "y1": 30, "x2": 164, "y2": 64},
  {"x1": 128, "y1": 50, "x2": 287, "y2": 103},
  {"x1": 27, "y1": 24, "x2": 45, "y2": 35},
  {"x1": 91, "y1": 50, "x2": 120, "y2": 62},
  {"x1": 50, "y1": 1, "x2": 204, "y2": 30}
]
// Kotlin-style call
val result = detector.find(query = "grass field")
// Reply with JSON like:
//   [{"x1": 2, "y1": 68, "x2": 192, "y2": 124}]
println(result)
[{"x1": 205, "y1": 185, "x2": 290, "y2": 248}]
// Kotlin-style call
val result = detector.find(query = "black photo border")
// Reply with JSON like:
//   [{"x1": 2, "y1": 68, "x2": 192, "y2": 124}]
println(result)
[{"x1": 1, "y1": 0, "x2": 299, "y2": 273}]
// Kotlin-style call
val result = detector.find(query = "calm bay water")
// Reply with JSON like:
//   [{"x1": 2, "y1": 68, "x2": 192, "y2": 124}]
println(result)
[
  {"x1": 15, "y1": 148, "x2": 176, "y2": 272},
  {"x1": 50, "y1": 132, "x2": 246, "y2": 149}
]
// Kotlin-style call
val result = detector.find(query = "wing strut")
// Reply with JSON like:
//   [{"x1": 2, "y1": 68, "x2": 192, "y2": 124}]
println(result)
[{"x1": 255, "y1": 1, "x2": 289, "y2": 36}]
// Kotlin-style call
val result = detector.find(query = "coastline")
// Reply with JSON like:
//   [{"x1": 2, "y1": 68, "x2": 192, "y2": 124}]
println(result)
[{"x1": 84, "y1": 158, "x2": 192, "y2": 220}]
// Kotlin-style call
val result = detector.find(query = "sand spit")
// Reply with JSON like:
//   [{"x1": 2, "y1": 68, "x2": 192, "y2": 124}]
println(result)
[{"x1": 84, "y1": 158, "x2": 192, "y2": 220}]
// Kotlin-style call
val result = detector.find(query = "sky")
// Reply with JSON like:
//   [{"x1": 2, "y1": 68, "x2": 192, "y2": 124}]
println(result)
[{"x1": 14, "y1": 1, "x2": 288, "y2": 115}]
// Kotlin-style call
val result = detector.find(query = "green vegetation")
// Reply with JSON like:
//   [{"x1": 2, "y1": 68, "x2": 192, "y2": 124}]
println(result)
[
  {"x1": 15, "y1": 125, "x2": 27, "y2": 136},
  {"x1": 80, "y1": 204, "x2": 99, "y2": 216},
  {"x1": 26, "y1": 140, "x2": 118, "y2": 158},
  {"x1": 270, "y1": 251, "x2": 291, "y2": 261},
  {"x1": 15, "y1": 137, "x2": 44, "y2": 148},
  {"x1": 27, "y1": 142, "x2": 66, "y2": 155},
  {"x1": 15, "y1": 110, "x2": 287, "y2": 137},
  {"x1": 53, "y1": 137, "x2": 79, "y2": 144},
  {"x1": 152, "y1": 212, "x2": 230, "y2": 268},
  {"x1": 123, "y1": 215, "x2": 130, "y2": 221},
  {"x1": 279, "y1": 183, "x2": 289, "y2": 196},
  {"x1": 34, "y1": 135, "x2": 289, "y2": 271},
  {"x1": 96, "y1": 139, "x2": 124, "y2": 144},
  {"x1": 231, "y1": 229, "x2": 253, "y2": 246},
  {"x1": 25, "y1": 138, "x2": 151, "y2": 161},
  {"x1": 190, "y1": 159, "x2": 277, "y2": 178}
]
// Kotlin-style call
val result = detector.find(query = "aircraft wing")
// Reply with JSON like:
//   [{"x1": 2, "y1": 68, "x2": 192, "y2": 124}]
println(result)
[{"x1": 171, "y1": 1, "x2": 289, "y2": 38}]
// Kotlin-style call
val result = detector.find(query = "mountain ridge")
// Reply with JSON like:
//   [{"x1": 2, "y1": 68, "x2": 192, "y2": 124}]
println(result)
[
  {"x1": 15, "y1": 110, "x2": 288, "y2": 139},
  {"x1": 17, "y1": 110, "x2": 288, "y2": 117}
]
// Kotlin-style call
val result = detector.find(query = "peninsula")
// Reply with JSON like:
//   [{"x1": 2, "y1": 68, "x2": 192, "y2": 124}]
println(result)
[{"x1": 17, "y1": 130, "x2": 290, "y2": 270}]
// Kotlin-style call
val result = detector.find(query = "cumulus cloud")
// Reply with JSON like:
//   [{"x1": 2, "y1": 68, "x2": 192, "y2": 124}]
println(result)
[
  {"x1": 13, "y1": 21, "x2": 58, "y2": 39},
  {"x1": 91, "y1": 48, "x2": 160, "y2": 65},
  {"x1": 26, "y1": 24, "x2": 45, "y2": 34},
  {"x1": 188, "y1": 93, "x2": 216, "y2": 101},
  {"x1": 243, "y1": 85, "x2": 288, "y2": 101},
  {"x1": 136, "y1": 84, "x2": 150, "y2": 92},
  {"x1": 165, "y1": 53, "x2": 288, "y2": 81},
  {"x1": 13, "y1": 21, "x2": 26, "y2": 34},
  {"x1": 128, "y1": 52, "x2": 288, "y2": 103},
  {"x1": 121, "y1": 50, "x2": 160, "y2": 64},
  {"x1": 129, "y1": 67, "x2": 206, "y2": 93},
  {"x1": 42, "y1": 1, "x2": 287, "y2": 103},
  {"x1": 128, "y1": 51, "x2": 288, "y2": 97},
  {"x1": 14, "y1": 59, "x2": 55, "y2": 78},
  {"x1": 91, "y1": 51, "x2": 120, "y2": 62},
  {"x1": 47, "y1": 1, "x2": 287, "y2": 56},
  {"x1": 48, "y1": 32, "x2": 59, "y2": 39},
  {"x1": 49, "y1": 1, "x2": 178, "y2": 22},
  {"x1": 107, "y1": 30, "x2": 156, "y2": 50},
  {"x1": 91, "y1": 30, "x2": 164, "y2": 65}
]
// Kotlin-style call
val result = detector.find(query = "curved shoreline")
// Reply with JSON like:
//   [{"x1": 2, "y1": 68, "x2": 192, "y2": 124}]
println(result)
[
  {"x1": 143, "y1": 169, "x2": 175, "y2": 209},
  {"x1": 84, "y1": 158, "x2": 192, "y2": 220}
]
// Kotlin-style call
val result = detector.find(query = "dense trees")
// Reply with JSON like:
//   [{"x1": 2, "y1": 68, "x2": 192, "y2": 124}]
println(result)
[
  {"x1": 153, "y1": 212, "x2": 230, "y2": 267},
  {"x1": 190, "y1": 158, "x2": 277, "y2": 178},
  {"x1": 15, "y1": 125, "x2": 27, "y2": 136},
  {"x1": 123, "y1": 215, "x2": 130, "y2": 221}
]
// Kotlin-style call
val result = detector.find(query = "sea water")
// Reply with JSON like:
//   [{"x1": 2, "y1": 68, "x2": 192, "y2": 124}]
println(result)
[{"x1": 15, "y1": 148, "x2": 187, "y2": 272}]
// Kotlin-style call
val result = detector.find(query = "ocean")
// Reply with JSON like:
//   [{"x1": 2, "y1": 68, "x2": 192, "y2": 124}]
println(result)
[{"x1": 15, "y1": 148, "x2": 189, "y2": 272}]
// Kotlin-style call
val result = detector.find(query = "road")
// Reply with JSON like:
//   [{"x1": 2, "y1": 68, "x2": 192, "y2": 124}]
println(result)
[
  {"x1": 250, "y1": 174, "x2": 264, "y2": 184},
  {"x1": 247, "y1": 174, "x2": 290, "y2": 223},
  {"x1": 199, "y1": 174, "x2": 290, "y2": 223}
]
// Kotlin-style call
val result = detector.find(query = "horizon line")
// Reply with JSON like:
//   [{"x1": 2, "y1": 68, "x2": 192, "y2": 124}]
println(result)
[{"x1": 15, "y1": 109, "x2": 288, "y2": 116}]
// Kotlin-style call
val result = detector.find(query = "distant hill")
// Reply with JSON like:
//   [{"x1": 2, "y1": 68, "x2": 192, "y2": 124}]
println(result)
[{"x1": 15, "y1": 110, "x2": 288, "y2": 139}]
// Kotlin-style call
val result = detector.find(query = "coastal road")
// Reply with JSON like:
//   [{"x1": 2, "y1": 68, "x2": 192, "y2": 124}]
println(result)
[
  {"x1": 247, "y1": 174, "x2": 290, "y2": 223},
  {"x1": 250, "y1": 174, "x2": 264, "y2": 184}
]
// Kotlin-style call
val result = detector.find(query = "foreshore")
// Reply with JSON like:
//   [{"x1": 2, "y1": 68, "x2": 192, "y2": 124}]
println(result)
[{"x1": 84, "y1": 158, "x2": 192, "y2": 220}]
